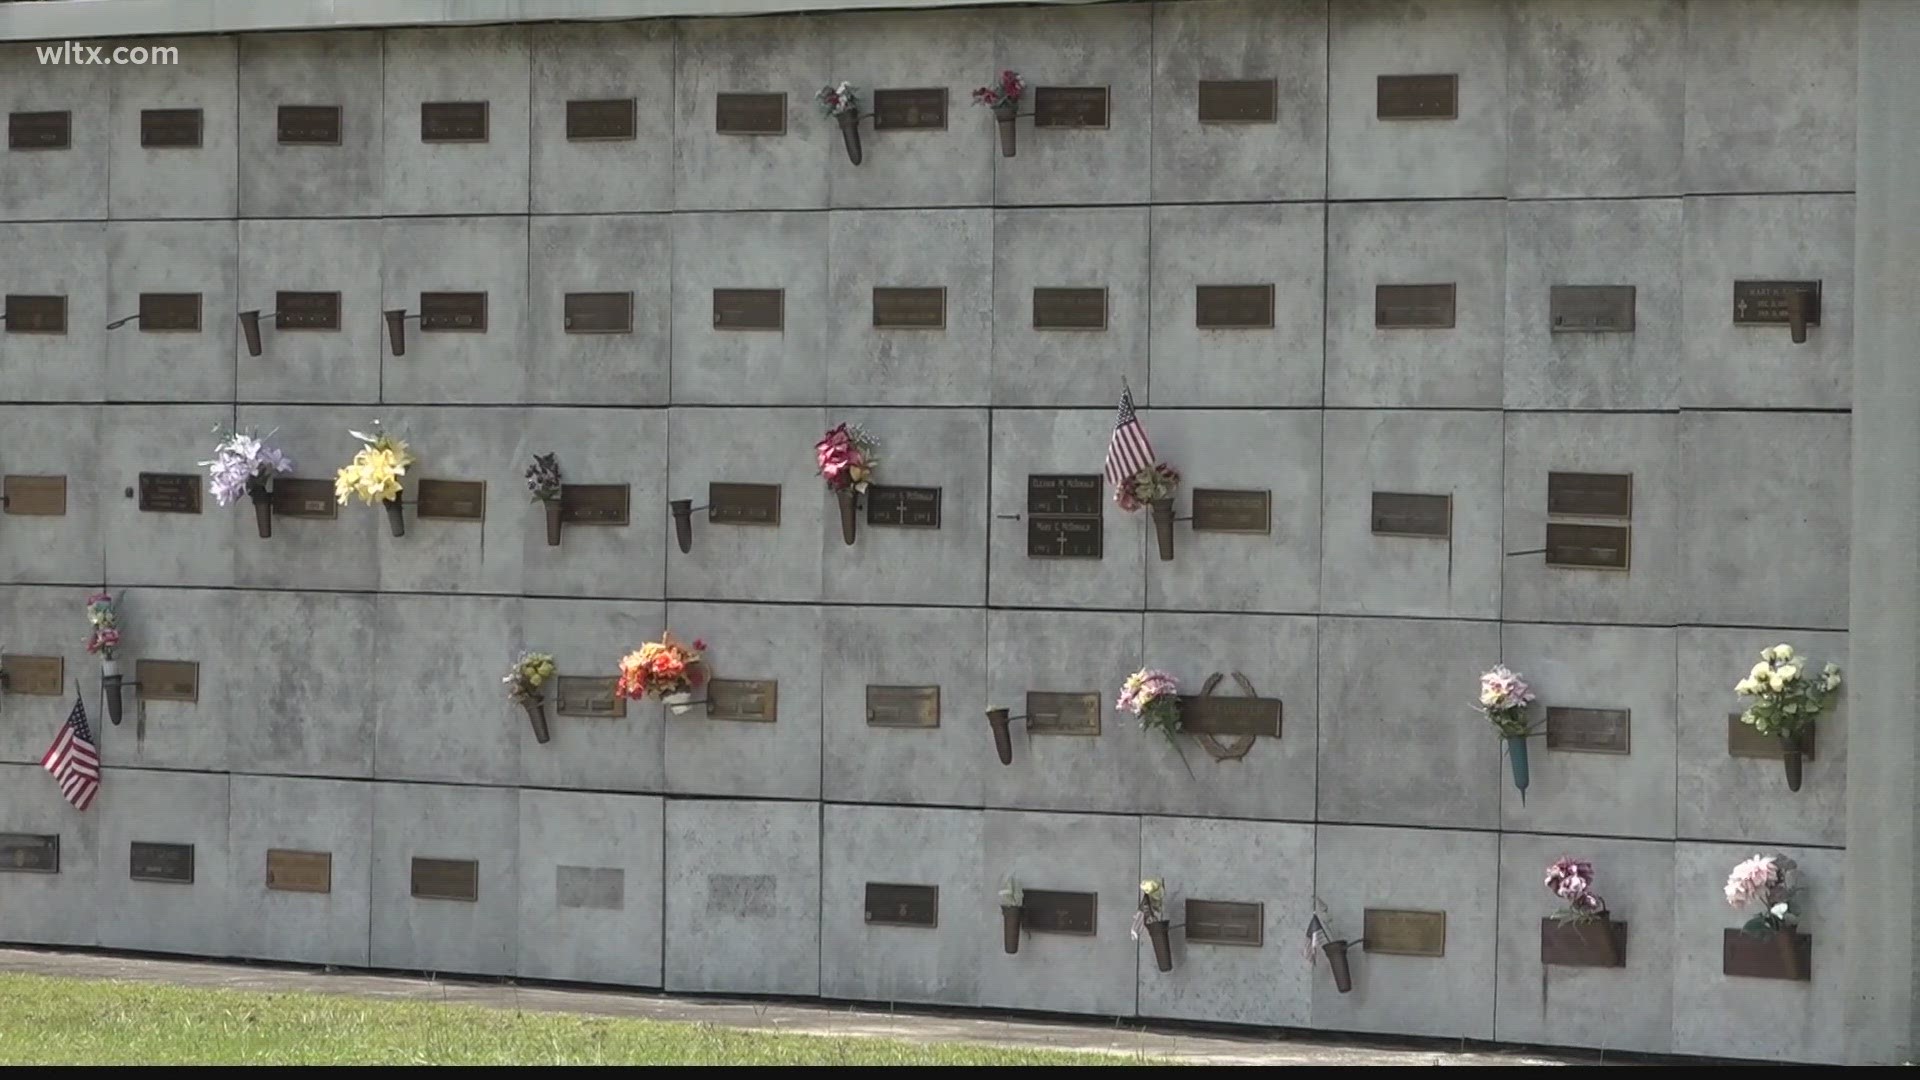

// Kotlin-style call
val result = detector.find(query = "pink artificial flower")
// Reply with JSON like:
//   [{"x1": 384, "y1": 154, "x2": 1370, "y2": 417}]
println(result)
[{"x1": 1725, "y1": 854, "x2": 1780, "y2": 909}]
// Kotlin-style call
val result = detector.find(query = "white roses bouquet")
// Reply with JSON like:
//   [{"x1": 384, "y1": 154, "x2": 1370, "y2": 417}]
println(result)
[{"x1": 1734, "y1": 643, "x2": 1840, "y2": 743}]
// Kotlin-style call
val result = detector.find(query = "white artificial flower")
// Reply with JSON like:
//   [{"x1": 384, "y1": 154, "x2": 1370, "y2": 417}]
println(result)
[
  {"x1": 1778, "y1": 665, "x2": 1799, "y2": 682},
  {"x1": 1767, "y1": 674, "x2": 1785, "y2": 692},
  {"x1": 1823, "y1": 662, "x2": 1840, "y2": 675},
  {"x1": 1770, "y1": 902, "x2": 1789, "y2": 918},
  {"x1": 1772, "y1": 643, "x2": 1794, "y2": 660},
  {"x1": 1751, "y1": 661, "x2": 1771, "y2": 680},
  {"x1": 1735, "y1": 678, "x2": 1757, "y2": 695},
  {"x1": 1822, "y1": 673, "x2": 1842, "y2": 691}
]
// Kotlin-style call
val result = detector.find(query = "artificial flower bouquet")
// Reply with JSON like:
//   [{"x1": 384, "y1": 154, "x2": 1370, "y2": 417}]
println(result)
[
  {"x1": 615, "y1": 633, "x2": 708, "y2": 714},
  {"x1": 334, "y1": 422, "x2": 415, "y2": 537},
  {"x1": 86, "y1": 590, "x2": 127, "y2": 724},
  {"x1": 1734, "y1": 643, "x2": 1840, "y2": 791},
  {"x1": 1119, "y1": 668, "x2": 1192, "y2": 776},
  {"x1": 972, "y1": 69, "x2": 1026, "y2": 156},
  {"x1": 1477, "y1": 665, "x2": 1539, "y2": 801},
  {"x1": 1727, "y1": 853, "x2": 1799, "y2": 935},
  {"x1": 202, "y1": 425, "x2": 293, "y2": 538},
  {"x1": 817, "y1": 423, "x2": 879, "y2": 545},
  {"x1": 1544, "y1": 857, "x2": 1607, "y2": 925},
  {"x1": 526, "y1": 452, "x2": 564, "y2": 546},
  {"x1": 1541, "y1": 856, "x2": 1624, "y2": 967},
  {"x1": 1133, "y1": 878, "x2": 1173, "y2": 972},
  {"x1": 503, "y1": 651, "x2": 556, "y2": 744},
  {"x1": 1119, "y1": 463, "x2": 1182, "y2": 560},
  {"x1": 816, "y1": 82, "x2": 863, "y2": 164}
]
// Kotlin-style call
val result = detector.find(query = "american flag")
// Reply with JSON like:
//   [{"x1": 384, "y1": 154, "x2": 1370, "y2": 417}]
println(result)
[
  {"x1": 1102, "y1": 384, "x2": 1156, "y2": 506},
  {"x1": 41, "y1": 693, "x2": 100, "y2": 811},
  {"x1": 1304, "y1": 911, "x2": 1332, "y2": 963}
]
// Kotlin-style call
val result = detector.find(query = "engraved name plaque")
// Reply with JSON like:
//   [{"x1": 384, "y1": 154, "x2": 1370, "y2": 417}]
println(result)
[
  {"x1": 1033, "y1": 87, "x2": 1109, "y2": 129},
  {"x1": 1185, "y1": 899, "x2": 1264, "y2": 946},
  {"x1": 1190, "y1": 488, "x2": 1271, "y2": 534},
  {"x1": 139, "y1": 293, "x2": 201, "y2": 332},
  {"x1": 1548, "y1": 472, "x2": 1632, "y2": 519},
  {"x1": 712, "y1": 288, "x2": 784, "y2": 331},
  {"x1": 865, "y1": 485, "x2": 941, "y2": 529},
  {"x1": 1025, "y1": 691, "x2": 1100, "y2": 736},
  {"x1": 1545, "y1": 707, "x2": 1632, "y2": 754},
  {"x1": 865, "y1": 684, "x2": 940, "y2": 728},
  {"x1": 136, "y1": 659, "x2": 199, "y2": 703},
  {"x1": 1728, "y1": 712, "x2": 1815, "y2": 760},
  {"x1": 3, "y1": 475, "x2": 66, "y2": 516},
  {"x1": 1027, "y1": 516, "x2": 1102, "y2": 559},
  {"x1": 872, "y1": 287, "x2": 946, "y2": 330},
  {"x1": 1550, "y1": 285, "x2": 1636, "y2": 333},
  {"x1": 707, "y1": 679, "x2": 777, "y2": 723},
  {"x1": 565, "y1": 98, "x2": 637, "y2": 141},
  {"x1": 1024, "y1": 889, "x2": 1097, "y2": 935},
  {"x1": 130, "y1": 841, "x2": 195, "y2": 884},
  {"x1": 1027, "y1": 473, "x2": 1103, "y2": 560},
  {"x1": 138, "y1": 472, "x2": 202, "y2": 514},
  {"x1": 140, "y1": 108, "x2": 203, "y2": 148},
  {"x1": 1027, "y1": 474, "x2": 1102, "y2": 518},
  {"x1": 1178, "y1": 694, "x2": 1282, "y2": 738},
  {"x1": 0, "y1": 833, "x2": 58, "y2": 874},
  {"x1": 1371, "y1": 492, "x2": 1451, "y2": 539},
  {"x1": 864, "y1": 882, "x2": 939, "y2": 928},
  {"x1": 1197, "y1": 79, "x2": 1277, "y2": 124},
  {"x1": 708, "y1": 482, "x2": 781, "y2": 526},
  {"x1": 563, "y1": 292, "x2": 633, "y2": 334},
  {"x1": 8, "y1": 110, "x2": 70, "y2": 150},
  {"x1": 559, "y1": 483, "x2": 630, "y2": 526},
  {"x1": 410, "y1": 857, "x2": 479, "y2": 901},
  {"x1": 1375, "y1": 284, "x2": 1457, "y2": 329},
  {"x1": 1196, "y1": 284, "x2": 1275, "y2": 329},
  {"x1": 419, "y1": 292, "x2": 487, "y2": 332},
  {"x1": 872, "y1": 88, "x2": 948, "y2": 131},
  {"x1": 277, "y1": 105, "x2": 341, "y2": 146},
  {"x1": 1377, "y1": 74, "x2": 1458, "y2": 120},
  {"x1": 555, "y1": 675, "x2": 626, "y2": 719},
  {"x1": 270, "y1": 477, "x2": 337, "y2": 520},
  {"x1": 265, "y1": 849, "x2": 332, "y2": 893},
  {"x1": 416, "y1": 479, "x2": 486, "y2": 521},
  {"x1": 556, "y1": 866, "x2": 625, "y2": 910},
  {"x1": 1733, "y1": 280, "x2": 1821, "y2": 327},
  {"x1": 1363, "y1": 908, "x2": 1446, "y2": 957},
  {"x1": 4, "y1": 295, "x2": 66, "y2": 333},
  {"x1": 421, "y1": 101, "x2": 488, "y2": 143},
  {"x1": 1032, "y1": 287, "x2": 1108, "y2": 330},
  {"x1": 276, "y1": 291, "x2": 341, "y2": 331},
  {"x1": 0, "y1": 654, "x2": 63, "y2": 696},
  {"x1": 1545, "y1": 522, "x2": 1630, "y2": 570},
  {"x1": 715, "y1": 92, "x2": 786, "y2": 136}
]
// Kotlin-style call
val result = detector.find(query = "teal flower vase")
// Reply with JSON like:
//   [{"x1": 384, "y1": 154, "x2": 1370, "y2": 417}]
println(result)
[{"x1": 1506, "y1": 736, "x2": 1530, "y2": 804}]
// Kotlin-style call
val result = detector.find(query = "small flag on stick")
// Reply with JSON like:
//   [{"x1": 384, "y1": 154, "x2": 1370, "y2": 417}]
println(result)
[
  {"x1": 1102, "y1": 383, "x2": 1157, "y2": 509},
  {"x1": 41, "y1": 692, "x2": 100, "y2": 811}
]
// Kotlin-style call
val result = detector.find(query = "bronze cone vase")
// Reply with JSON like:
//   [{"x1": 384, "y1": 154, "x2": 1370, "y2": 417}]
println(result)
[
  {"x1": 1781, "y1": 731, "x2": 1806, "y2": 792},
  {"x1": 836, "y1": 488, "x2": 859, "y2": 546},
  {"x1": 517, "y1": 693, "x2": 551, "y2": 744},
  {"x1": 987, "y1": 708, "x2": 1014, "y2": 766},
  {"x1": 670, "y1": 499, "x2": 694, "y2": 553},
  {"x1": 543, "y1": 498, "x2": 563, "y2": 547},
  {"x1": 384, "y1": 496, "x2": 406, "y2": 537},
  {"x1": 1323, "y1": 940, "x2": 1354, "y2": 993},
  {"x1": 1146, "y1": 919, "x2": 1174, "y2": 972},
  {"x1": 993, "y1": 100, "x2": 1018, "y2": 157},
  {"x1": 1001, "y1": 904, "x2": 1023, "y2": 954},
  {"x1": 836, "y1": 109, "x2": 863, "y2": 165},
  {"x1": 1149, "y1": 498, "x2": 1175, "y2": 561},
  {"x1": 249, "y1": 482, "x2": 273, "y2": 539}
]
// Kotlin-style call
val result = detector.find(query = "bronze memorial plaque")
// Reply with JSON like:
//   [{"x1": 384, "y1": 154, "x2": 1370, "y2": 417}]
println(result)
[
  {"x1": 419, "y1": 292, "x2": 487, "y2": 332},
  {"x1": 139, "y1": 292, "x2": 201, "y2": 332},
  {"x1": 1545, "y1": 707, "x2": 1632, "y2": 754},
  {"x1": 1375, "y1": 283, "x2": 1457, "y2": 329},
  {"x1": 712, "y1": 288, "x2": 784, "y2": 331},
  {"x1": 1028, "y1": 516, "x2": 1102, "y2": 559},
  {"x1": 1195, "y1": 284, "x2": 1275, "y2": 329},
  {"x1": 1371, "y1": 492, "x2": 1451, "y2": 539},
  {"x1": 416, "y1": 479, "x2": 486, "y2": 521},
  {"x1": 872, "y1": 287, "x2": 946, "y2": 330},
  {"x1": 276, "y1": 291, "x2": 341, "y2": 331},
  {"x1": 865, "y1": 684, "x2": 940, "y2": 729},
  {"x1": 707, "y1": 679, "x2": 777, "y2": 723},
  {"x1": 1728, "y1": 712, "x2": 1815, "y2": 760},
  {"x1": 556, "y1": 866, "x2": 626, "y2": 910},
  {"x1": 1178, "y1": 694, "x2": 1281, "y2": 739},
  {"x1": 265, "y1": 849, "x2": 333, "y2": 894},
  {"x1": 1377, "y1": 74, "x2": 1458, "y2": 120},
  {"x1": 1733, "y1": 280, "x2": 1821, "y2": 327},
  {"x1": 136, "y1": 660, "x2": 199, "y2": 703},
  {"x1": 139, "y1": 108, "x2": 203, "y2": 148},
  {"x1": 565, "y1": 98, "x2": 637, "y2": 141},
  {"x1": 0, "y1": 834, "x2": 58, "y2": 874},
  {"x1": 270, "y1": 477, "x2": 338, "y2": 520},
  {"x1": 1027, "y1": 473, "x2": 1103, "y2": 560},
  {"x1": 1190, "y1": 488, "x2": 1271, "y2": 534},
  {"x1": 715, "y1": 92, "x2": 787, "y2": 135},
  {"x1": 559, "y1": 483, "x2": 630, "y2": 526},
  {"x1": 130, "y1": 842, "x2": 195, "y2": 884},
  {"x1": 1197, "y1": 79, "x2": 1278, "y2": 124},
  {"x1": 421, "y1": 101, "x2": 488, "y2": 143},
  {"x1": 4, "y1": 295, "x2": 67, "y2": 333},
  {"x1": 8, "y1": 110, "x2": 70, "y2": 150},
  {"x1": 1545, "y1": 522, "x2": 1631, "y2": 571},
  {"x1": 1027, "y1": 474, "x2": 1103, "y2": 518},
  {"x1": 708, "y1": 482, "x2": 781, "y2": 526},
  {"x1": 1024, "y1": 889, "x2": 1097, "y2": 935},
  {"x1": 563, "y1": 292, "x2": 633, "y2": 334},
  {"x1": 872, "y1": 88, "x2": 947, "y2": 131},
  {"x1": 864, "y1": 882, "x2": 939, "y2": 928},
  {"x1": 410, "y1": 857, "x2": 479, "y2": 901},
  {"x1": 1032, "y1": 86, "x2": 1109, "y2": 129},
  {"x1": 865, "y1": 485, "x2": 941, "y2": 529},
  {"x1": 0, "y1": 654, "x2": 64, "y2": 696},
  {"x1": 277, "y1": 105, "x2": 342, "y2": 145},
  {"x1": 1185, "y1": 899, "x2": 1264, "y2": 947},
  {"x1": 1547, "y1": 472, "x2": 1633, "y2": 519},
  {"x1": 138, "y1": 472, "x2": 202, "y2": 514},
  {"x1": 555, "y1": 675, "x2": 626, "y2": 719},
  {"x1": 4, "y1": 474, "x2": 67, "y2": 516},
  {"x1": 1363, "y1": 908, "x2": 1447, "y2": 957},
  {"x1": 1032, "y1": 287, "x2": 1108, "y2": 330},
  {"x1": 1550, "y1": 285, "x2": 1637, "y2": 333},
  {"x1": 1025, "y1": 691, "x2": 1101, "y2": 737}
]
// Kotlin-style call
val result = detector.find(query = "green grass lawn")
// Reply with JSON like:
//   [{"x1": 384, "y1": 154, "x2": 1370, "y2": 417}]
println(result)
[{"x1": 0, "y1": 972, "x2": 1157, "y2": 1065}]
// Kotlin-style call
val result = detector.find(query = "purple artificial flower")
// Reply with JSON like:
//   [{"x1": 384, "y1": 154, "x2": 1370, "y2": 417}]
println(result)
[{"x1": 202, "y1": 426, "x2": 294, "y2": 507}]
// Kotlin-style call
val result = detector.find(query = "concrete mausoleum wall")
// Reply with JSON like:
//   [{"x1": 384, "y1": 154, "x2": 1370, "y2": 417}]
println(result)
[{"x1": 0, "y1": 0, "x2": 1900, "y2": 1063}]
